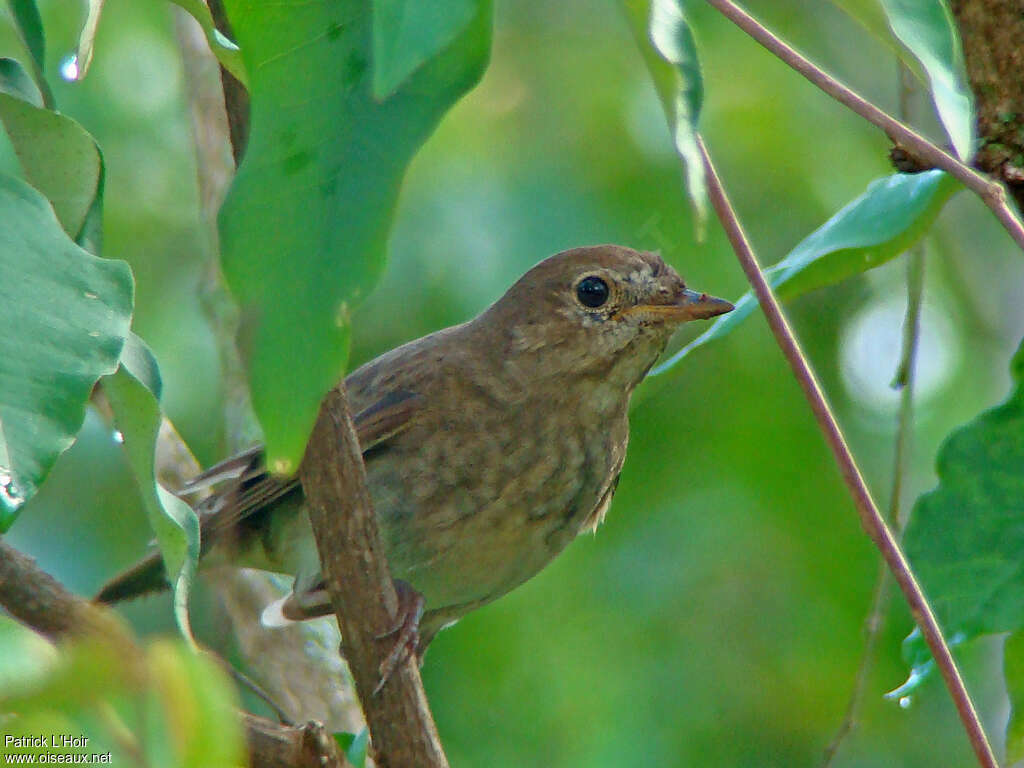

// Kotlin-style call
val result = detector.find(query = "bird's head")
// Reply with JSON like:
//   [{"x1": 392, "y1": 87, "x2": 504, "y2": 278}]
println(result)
[{"x1": 478, "y1": 244, "x2": 733, "y2": 388}]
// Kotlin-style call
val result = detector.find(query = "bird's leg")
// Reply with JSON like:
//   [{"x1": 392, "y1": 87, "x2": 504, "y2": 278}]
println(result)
[{"x1": 372, "y1": 579, "x2": 425, "y2": 695}]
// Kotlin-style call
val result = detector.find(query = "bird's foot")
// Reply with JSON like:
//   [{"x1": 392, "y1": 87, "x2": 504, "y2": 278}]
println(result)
[{"x1": 372, "y1": 579, "x2": 425, "y2": 695}]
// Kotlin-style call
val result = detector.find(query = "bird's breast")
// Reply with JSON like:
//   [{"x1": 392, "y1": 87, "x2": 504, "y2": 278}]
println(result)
[{"x1": 365, "y1": 382, "x2": 628, "y2": 612}]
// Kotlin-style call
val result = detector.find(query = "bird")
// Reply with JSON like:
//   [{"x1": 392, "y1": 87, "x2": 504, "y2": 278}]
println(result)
[{"x1": 96, "y1": 244, "x2": 732, "y2": 662}]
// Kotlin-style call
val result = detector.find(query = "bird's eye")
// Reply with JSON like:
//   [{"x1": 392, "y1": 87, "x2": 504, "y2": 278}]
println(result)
[{"x1": 576, "y1": 276, "x2": 609, "y2": 308}]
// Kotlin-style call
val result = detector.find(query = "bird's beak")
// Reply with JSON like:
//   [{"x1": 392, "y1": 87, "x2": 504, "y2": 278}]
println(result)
[{"x1": 620, "y1": 289, "x2": 734, "y2": 323}]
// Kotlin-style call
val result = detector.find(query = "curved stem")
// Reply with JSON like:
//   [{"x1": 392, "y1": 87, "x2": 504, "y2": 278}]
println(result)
[
  {"x1": 821, "y1": 62, "x2": 928, "y2": 765},
  {"x1": 820, "y1": 244, "x2": 927, "y2": 767},
  {"x1": 704, "y1": 0, "x2": 1024, "y2": 253},
  {"x1": 697, "y1": 134, "x2": 999, "y2": 768}
]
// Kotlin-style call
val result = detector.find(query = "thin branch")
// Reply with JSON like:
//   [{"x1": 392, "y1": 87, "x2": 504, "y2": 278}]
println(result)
[
  {"x1": 697, "y1": 135, "x2": 999, "y2": 768},
  {"x1": 890, "y1": 245, "x2": 926, "y2": 528},
  {"x1": 300, "y1": 386, "x2": 449, "y2": 768},
  {"x1": 0, "y1": 537, "x2": 134, "y2": 649},
  {"x1": 0, "y1": 537, "x2": 349, "y2": 768},
  {"x1": 820, "y1": 63, "x2": 928, "y2": 766},
  {"x1": 704, "y1": 0, "x2": 1024, "y2": 253},
  {"x1": 819, "y1": 557, "x2": 891, "y2": 766},
  {"x1": 820, "y1": 245, "x2": 927, "y2": 767},
  {"x1": 243, "y1": 714, "x2": 353, "y2": 768}
]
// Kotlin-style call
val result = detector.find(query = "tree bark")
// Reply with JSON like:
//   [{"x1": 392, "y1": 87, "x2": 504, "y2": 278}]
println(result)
[
  {"x1": 951, "y1": 0, "x2": 1024, "y2": 207},
  {"x1": 300, "y1": 386, "x2": 449, "y2": 768}
]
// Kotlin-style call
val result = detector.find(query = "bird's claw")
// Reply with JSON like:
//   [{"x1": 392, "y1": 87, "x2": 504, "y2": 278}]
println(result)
[{"x1": 372, "y1": 580, "x2": 425, "y2": 696}]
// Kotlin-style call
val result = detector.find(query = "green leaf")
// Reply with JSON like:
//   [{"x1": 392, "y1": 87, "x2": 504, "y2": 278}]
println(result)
[
  {"x1": 144, "y1": 641, "x2": 245, "y2": 768},
  {"x1": 120, "y1": 331, "x2": 164, "y2": 400},
  {"x1": 649, "y1": 170, "x2": 958, "y2": 377},
  {"x1": 902, "y1": 337, "x2": 1024, "y2": 641},
  {"x1": 218, "y1": 0, "x2": 492, "y2": 471},
  {"x1": 0, "y1": 615, "x2": 56, "y2": 691},
  {"x1": 2, "y1": 637, "x2": 243, "y2": 768},
  {"x1": 0, "y1": 57, "x2": 43, "y2": 106},
  {"x1": 1006, "y1": 632, "x2": 1024, "y2": 764},
  {"x1": 623, "y1": 0, "x2": 706, "y2": 227},
  {"x1": 372, "y1": 0, "x2": 479, "y2": 99},
  {"x1": 334, "y1": 729, "x2": 369, "y2": 767},
  {"x1": 75, "y1": 158, "x2": 105, "y2": 254},
  {"x1": 169, "y1": 0, "x2": 248, "y2": 87},
  {"x1": 883, "y1": 625, "x2": 964, "y2": 700},
  {"x1": 4, "y1": 0, "x2": 54, "y2": 107},
  {"x1": 880, "y1": 0, "x2": 974, "y2": 161},
  {"x1": 103, "y1": 355, "x2": 199, "y2": 645},
  {"x1": 0, "y1": 91, "x2": 103, "y2": 239},
  {"x1": 0, "y1": 173, "x2": 132, "y2": 529},
  {"x1": 826, "y1": 0, "x2": 894, "y2": 48},
  {"x1": 67, "y1": 0, "x2": 104, "y2": 81},
  {"x1": 5, "y1": 0, "x2": 44, "y2": 73}
]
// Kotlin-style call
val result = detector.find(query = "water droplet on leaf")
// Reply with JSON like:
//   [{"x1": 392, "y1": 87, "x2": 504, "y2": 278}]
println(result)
[{"x1": 60, "y1": 54, "x2": 80, "y2": 82}]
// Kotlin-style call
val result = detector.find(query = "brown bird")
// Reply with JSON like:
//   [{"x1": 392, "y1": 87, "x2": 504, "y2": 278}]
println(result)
[{"x1": 97, "y1": 244, "x2": 732, "y2": 660}]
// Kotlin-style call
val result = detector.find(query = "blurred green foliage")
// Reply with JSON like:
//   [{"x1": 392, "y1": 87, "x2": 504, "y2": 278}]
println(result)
[
  {"x1": 0, "y1": 618, "x2": 244, "y2": 767},
  {"x1": 3, "y1": 0, "x2": 1024, "y2": 766}
]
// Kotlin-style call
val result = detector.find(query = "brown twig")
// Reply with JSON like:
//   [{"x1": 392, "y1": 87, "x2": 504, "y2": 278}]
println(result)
[
  {"x1": 0, "y1": 537, "x2": 349, "y2": 768},
  {"x1": 697, "y1": 135, "x2": 999, "y2": 768},
  {"x1": 300, "y1": 386, "x2": 449, "y2": 768},
  {"x1": 820, "y1": 64, "x2": 927, "y2": 767},
  {"x1": 819, "y1": 244, "x2": 927, "y2": 767},
  {"x1": 243, "y1": 714, "x2": 353, "y2": 768},
  {"x1": 0, "y1": 537, "x2": 134, "y2": 649},
  {"x1": 704, "y1": 0, "x2": 1024, "y2": 253}
]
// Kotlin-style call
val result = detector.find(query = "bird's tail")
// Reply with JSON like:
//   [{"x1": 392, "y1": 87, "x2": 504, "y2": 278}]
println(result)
[{"x1": 94, "y1": 551, "x2": 168, "y2": 604}]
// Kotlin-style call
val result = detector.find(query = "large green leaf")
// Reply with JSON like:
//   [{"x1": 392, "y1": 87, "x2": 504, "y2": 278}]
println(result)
[
  {"x1": 103, "y1": 340, "x2": 199, "y2": 644},
  {"x1": 648, "y1": 170, "x2": 958, "y2": 378},
  {"x1": 903, "y1": 337, "x2": 1024, "y2": 639},
  {"x1": 169, "y1": 0, "x2": 248, "y2": 86},
  {"x1": 880, "y1": 0, "x2": 974, "y2": 161},
  {"x1": 372, "y1": 0, "x2": 479, "y2": 99},
  {"x1": 623, "y1": 0, "x2": 706, "y2": 226},
  {"x1": 0, "y1": 56, "x2": 42, "y2": 106},
  {"x1": 826, "y1": 0, "x2": 894, "y2": 48},
  {"x1": 218, "y1": 0, "x2": 492, "y2": 471},
  {"x1": 0, "y1": 91, "x2": 103, "y2": 239},
  {"x1": 5, "y1": 0, "x2": 44, "y2": 74},
  {"x1": 4, "y1": 0, "x2": 53, "y2": 106},
  {"x1": 0, "y1": 173, "x2": 133, "y2": 529}
]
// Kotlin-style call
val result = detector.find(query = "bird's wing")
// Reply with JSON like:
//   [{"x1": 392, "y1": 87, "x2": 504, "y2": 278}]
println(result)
[{"x1": 188, "y1": 389, "x2": 424, "y2": 542}]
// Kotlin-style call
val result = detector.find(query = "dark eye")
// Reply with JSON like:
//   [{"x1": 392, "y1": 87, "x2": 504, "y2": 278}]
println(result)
[{"x1": 576, "y1": 276, "x2": 609, "y2": 308}]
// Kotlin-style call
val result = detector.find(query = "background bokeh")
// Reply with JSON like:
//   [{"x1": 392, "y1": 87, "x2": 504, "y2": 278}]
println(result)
[{"x1": 4, "y1": 0, "x2": 1024, "y2": 765}]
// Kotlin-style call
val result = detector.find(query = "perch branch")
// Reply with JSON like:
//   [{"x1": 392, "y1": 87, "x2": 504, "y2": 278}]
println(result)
[
  {"x1": 704, "y1": 0, "x2": 1024, "y2": 253},
  {"x1": 697, "y1": 135, "x2": 999, "y2": 768},
  {"x1": 299, "y1": 386, "x2": 449, "y2": 768},
  {"x1": 0, "y1": 537, "x2": 349, "y2": 768}
]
